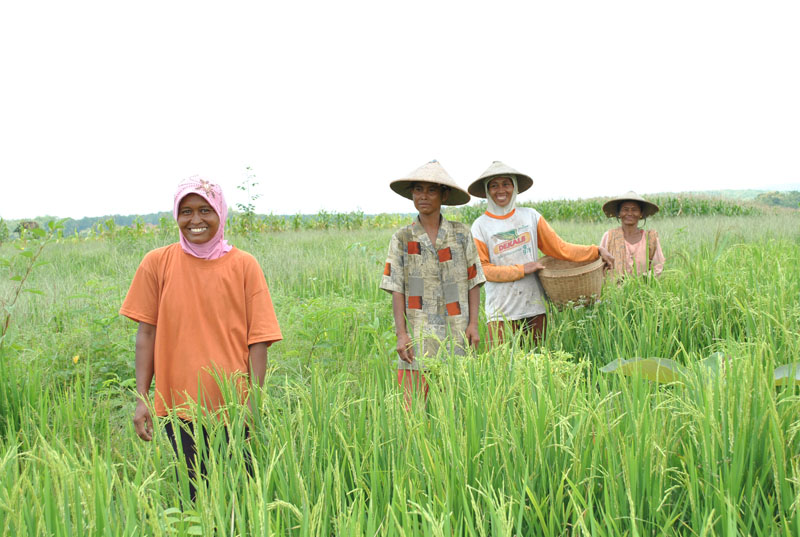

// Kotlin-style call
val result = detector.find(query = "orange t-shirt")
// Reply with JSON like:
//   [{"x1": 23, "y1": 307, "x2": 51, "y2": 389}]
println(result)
[{"x1": 120, "y1": 244, "x2": 282, "y2": 418}]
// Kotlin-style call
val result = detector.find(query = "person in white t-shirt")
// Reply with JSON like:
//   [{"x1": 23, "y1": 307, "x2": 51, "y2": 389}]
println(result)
[{"x1": 469, "y1": 162, "x2": 614, "y2": 347}]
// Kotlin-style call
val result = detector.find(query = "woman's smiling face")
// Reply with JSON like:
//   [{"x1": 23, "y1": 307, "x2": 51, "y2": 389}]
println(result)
[
  {"x1": 487, "y1": 176, "x2": 514, "y2": 207},
  {"x1": 618, "y1": 201, "x2": 643, "y2": 225},
  {"x1": 177, "y1": 193, "x2": 220, "y2": 244}
]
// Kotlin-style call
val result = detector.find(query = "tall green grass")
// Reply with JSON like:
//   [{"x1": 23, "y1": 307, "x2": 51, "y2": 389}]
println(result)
[{"x1": 1, "y1": 213, "x2": 799, "y2": 535}]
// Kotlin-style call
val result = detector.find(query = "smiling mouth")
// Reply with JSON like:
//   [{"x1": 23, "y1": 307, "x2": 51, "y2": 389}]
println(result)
[{"x1": 189, "y1": 227, "x2": 208, "y2": 233}]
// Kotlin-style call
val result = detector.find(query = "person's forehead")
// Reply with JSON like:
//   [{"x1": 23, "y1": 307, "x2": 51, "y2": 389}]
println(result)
[
  {"x1": 488, "y1": 175, "x2": 513, "y2": 184},
  {"x1": 412, "y1": 181, "x2": 444, "y2": 189},
  {"x1": 179, "y1": 193, "x2": 212, "y2": 207}
]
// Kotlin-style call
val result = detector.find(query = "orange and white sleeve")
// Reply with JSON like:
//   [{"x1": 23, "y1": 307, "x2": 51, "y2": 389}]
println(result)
[
  {"x1": 537, "y1": 217, "x2": 598, "y2": 262},
  {"x1": 473, "y1": 238, "x2": 525, "y2": 283}
]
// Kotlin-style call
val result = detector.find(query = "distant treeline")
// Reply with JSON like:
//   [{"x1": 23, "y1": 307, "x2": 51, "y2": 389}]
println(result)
[
  {"x1": 753, "y1": 190, "x2": 800, "y2": 208},
  {"x1": 2, "y1": 191, "x2": 793, "y2": 239},
  {"x1": 684, "y1": 188, "x2": 800, "y2": 202},
  {"x1": 60, "y1": 212, "x2": 174, "y2": 235}
]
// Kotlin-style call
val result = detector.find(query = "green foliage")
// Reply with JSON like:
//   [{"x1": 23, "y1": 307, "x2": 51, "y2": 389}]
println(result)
[
  {"x1": 755, "y1": 190, "x2": 800, "y2": 208},
  {"x1": 1, "y1": 215, "x2": 799, "y2": 535},
  {"x1": 0, "y1": 218, "x2": 8, "y2": 245},
  {"x1": 228, "y1": 209, "x2": 404, "y2": 235},
  {"x1": 522, "y1": 198, "x2": 606, "y2": 222},
  {"x1": 447, "y1": 194, "x2": 759, "y2": 225},
  {"x1": 686, "y1": 189, "x2": 768, "y2": 200},
  {"x1": 0, "y1": 219, "x2": 64, "y2": 430},
  {"x1": 9, "y1": 193, "x2": 765, "y2": 240},
  {"x1": 506, "y1": 195, "x2": 759, "y2": 225},
  {"x1": 55, "y1": 212, "x2": 171, "y2": 236},
  {"x1": 231, "y1": 166, "x2": 263, "y2": 234},
  {"x1": 648, "y1": 194, "x2": 760, "y2": 218},
  {"x1": 444, "y1": 202, "x2": 486, "y2": 224},
  {"x1": 1, "y1": 220, "x2": 64, "y2": 347},
  {"x1": 236, "y1": 166, "x2": 262, "y2": 215},
  {"x1": 10, "y1": 194, "x2": 762, "y2": 244}
]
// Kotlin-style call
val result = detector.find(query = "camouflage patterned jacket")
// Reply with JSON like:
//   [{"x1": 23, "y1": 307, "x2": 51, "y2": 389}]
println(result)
[{"x1": 381, "y1": 217, "x2": 485, "y2": 370}]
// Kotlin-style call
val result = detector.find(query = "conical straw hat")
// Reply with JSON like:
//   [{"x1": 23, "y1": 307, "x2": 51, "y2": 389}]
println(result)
[
  {"x1": 602, "y1": 191, "x2": 659, "y2": 218},
  {"x1": 467, "y1": 161, "x2": 533, "y2": 198},
  {"x1": 389, "y1": 160, "x2": 471, "y2": 206}
]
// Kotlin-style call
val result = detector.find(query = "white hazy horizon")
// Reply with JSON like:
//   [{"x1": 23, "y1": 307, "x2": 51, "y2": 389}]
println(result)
[
  {"x1": 2, "y1": 1, "x2": 798, "y2": 220},
  {"x1": 6, "y1": 181, "x2": 800, "y2": 222},
  {"x1": 4, "y1": 182, "x2": 800, "y2": 222}
]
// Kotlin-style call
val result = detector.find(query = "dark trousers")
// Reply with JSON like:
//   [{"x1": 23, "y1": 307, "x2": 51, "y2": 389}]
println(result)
[{"x1": 163, "y1": 419, "x2": 252, "y2": 502}]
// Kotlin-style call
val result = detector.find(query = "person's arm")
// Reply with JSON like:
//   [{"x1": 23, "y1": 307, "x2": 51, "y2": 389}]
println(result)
[
  {"x1": 650, "y1": 232, "x2": 665, "y2": 277},
  {"x1": 598, "y1": 231, "x2": 615, "y2": 273},
  {"x1": 538, "y1": 217, "x2": 614, "y2": 269},
  {"x1": 537, "y1": 217, "x2": 597, "y2": 261},
  {"x1": 474, "y1": 238, "x2": 526, "y2": 282},
  {"x1": 248, "y1": 342, "x2": 268, "y2": 387},
  {"x1": 247, "y1": 341, "x2": 269, "y2": 415},
  {"x1": 464, "y1": 284, "x2": 481, "y2": 348},
  {"x1": 382, "y1": 231, "x2": 414, "y2": 363},
  {"x1": 391, "y1": 291, "x2": 414, "y2": 363},
  {"x1": 133, "y1": 322, "x2": 156, "y2": 442}
]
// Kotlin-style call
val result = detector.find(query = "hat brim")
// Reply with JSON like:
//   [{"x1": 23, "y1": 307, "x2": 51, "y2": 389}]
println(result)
[
  {"x1": 467, "y1": 173, "x2": 533, "y2": 198},
  {"x1": 602, "y1": 198, "x2": 659, "y2": 219},
  {"x1": 390, "y1": 180, "x2": 471, "y2": 206}
]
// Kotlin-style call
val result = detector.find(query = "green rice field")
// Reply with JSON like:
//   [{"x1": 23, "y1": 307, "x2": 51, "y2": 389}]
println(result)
[{"x1": 1, "y1": 210, "x2": 799, "y2": 536}]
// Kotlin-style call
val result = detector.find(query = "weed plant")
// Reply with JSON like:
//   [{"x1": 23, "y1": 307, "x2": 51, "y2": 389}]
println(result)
[{"x1": 0, "y1": 214, "x2": 798, "y2": 535}]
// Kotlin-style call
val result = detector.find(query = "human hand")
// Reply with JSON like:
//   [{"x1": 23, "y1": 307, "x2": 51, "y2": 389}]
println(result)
[
  {"x1": 465, "y1": 323, "x2": 480, "y2": 348},
  {"x1": 133, "y1": 399, "x2": 153, "y2": 441},
  {"x1": 598, "y1": 246, "x2": 614, "y2": 271},
  {"x1": 396, "y1": 332, "x2": 415, "y2": 363},
  {"x1": 523, "y1": 261, "x2": 545, "y2": 275}
]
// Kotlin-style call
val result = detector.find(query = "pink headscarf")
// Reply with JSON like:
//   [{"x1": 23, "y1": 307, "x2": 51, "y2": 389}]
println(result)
[{"x1": 173, "y1": 176, "x2": 233, "y2": 260}]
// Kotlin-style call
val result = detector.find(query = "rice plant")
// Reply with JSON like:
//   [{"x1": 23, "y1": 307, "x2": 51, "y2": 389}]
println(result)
[{"x1": 0, "y1": 213, "x2": 798, "y2": 535}]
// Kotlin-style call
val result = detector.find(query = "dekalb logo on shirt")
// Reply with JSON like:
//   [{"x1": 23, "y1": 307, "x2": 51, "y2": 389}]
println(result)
[{"x1": 494, "y1": 231, "x2": 532, "y2": 254}]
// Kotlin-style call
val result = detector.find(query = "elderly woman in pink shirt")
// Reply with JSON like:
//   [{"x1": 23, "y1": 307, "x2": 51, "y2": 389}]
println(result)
[{"x1": 600, "y1": 192, "x2": 665, "y2": 278}]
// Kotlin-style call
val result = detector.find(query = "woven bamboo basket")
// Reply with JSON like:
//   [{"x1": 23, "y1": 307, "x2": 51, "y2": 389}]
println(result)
[{"x1": 537, "y1": 256, "x2": 604, "y2": 306}]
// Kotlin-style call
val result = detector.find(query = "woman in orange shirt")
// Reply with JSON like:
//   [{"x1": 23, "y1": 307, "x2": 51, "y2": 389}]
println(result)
[{"x1": 120, "y1": 176, "x2": 282, "y2": 500}]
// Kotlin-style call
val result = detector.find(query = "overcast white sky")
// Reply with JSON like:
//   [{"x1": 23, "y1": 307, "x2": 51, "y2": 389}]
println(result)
[{"x1": 1, "y1": 1, "x2": 798, "y2": 220}]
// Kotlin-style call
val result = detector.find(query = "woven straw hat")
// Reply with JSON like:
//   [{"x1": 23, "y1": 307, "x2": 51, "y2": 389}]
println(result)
[
  {"x1": 602, "y1": 191, "x2": 659, "y2": 218},
  {"x1": 467, "y1": 161, "x2": 533, "y2": 198},
  {"x1": 389, "y1": 160, "x2": 471, "y2": 206}
]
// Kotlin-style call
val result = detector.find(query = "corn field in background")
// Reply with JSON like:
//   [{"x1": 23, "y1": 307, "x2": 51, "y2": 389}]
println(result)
[
  {"x1": 1, "y1": 209, "x2": 799, "y2": 536},
  {"x1": 222, "y1": 194, "x2": 762, "y2": 232},
  {"x1": 2, "y1": 193, "x2": 763, "y2": 243}
]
